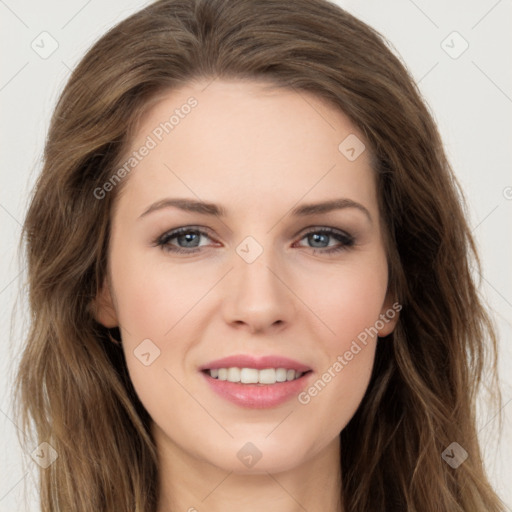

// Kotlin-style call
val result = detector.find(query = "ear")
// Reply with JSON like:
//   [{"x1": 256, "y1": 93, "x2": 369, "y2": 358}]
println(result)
[
  {"x1": 377, "y1": 293, "x2": 401, "y2": 337},
  {"x1": 92, "y1": 278, "x2": 118, "y2": 328}
]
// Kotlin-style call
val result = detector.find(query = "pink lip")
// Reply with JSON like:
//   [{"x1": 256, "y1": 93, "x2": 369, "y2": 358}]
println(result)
[
  {"x1": 199, "y1": 354, "x2": 312, "y2": 373},
  {"x1": 199, "y1": 354, "x2": 313, "y2": 409},
  {"x1": 201, "y1": 371, "x2": 313, "y2": 409}
]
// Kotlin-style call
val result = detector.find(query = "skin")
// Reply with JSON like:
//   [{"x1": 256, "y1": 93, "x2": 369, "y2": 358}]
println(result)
[{"x1": 95, "y1": 79, "x2": 399, "y2": 512}]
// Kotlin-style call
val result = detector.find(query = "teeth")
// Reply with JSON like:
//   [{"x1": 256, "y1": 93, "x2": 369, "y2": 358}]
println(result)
[
  {"x1": 258, "y1": 368, "x2": 276, "y2": 384},
  {"x1": 227, "y1": 367, "x2": 240, "y2": 382},
  {"x1": 240, "y1": 368, "x2": 259, "y2": 384},
  {"x1": 276, "y1": 368, "x2": 287, "y2": 382},
  {"x1": 207, "y1": 367, "x2": 305, "y2": 384}
]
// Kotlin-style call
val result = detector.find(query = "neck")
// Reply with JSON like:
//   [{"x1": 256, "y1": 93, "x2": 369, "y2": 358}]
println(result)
[{"x1": 154, "y1": 429, "x2": 343, "y2": 512}]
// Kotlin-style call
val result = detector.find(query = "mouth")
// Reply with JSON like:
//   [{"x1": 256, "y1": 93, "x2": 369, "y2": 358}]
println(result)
[{"x1": 199, "y1": 355, "x2": 313, "y2": 408}]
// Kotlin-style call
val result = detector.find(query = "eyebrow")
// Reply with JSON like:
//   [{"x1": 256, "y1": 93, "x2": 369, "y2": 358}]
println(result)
[
  {"x1": 139, "y1": 197, "x2": 372, "y2": 223},
  {"x1": 139, "y1": 198, "x2": 227, "y2": 218},
  {"x1": 290, "y1": 198, "x2": 372, "y2": 223}
]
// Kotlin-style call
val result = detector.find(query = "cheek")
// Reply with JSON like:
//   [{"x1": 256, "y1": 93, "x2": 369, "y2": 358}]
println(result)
[
  {"x1": 109, "y1": 250, "x2": 215, "y2": 404},
  {"x1": 295, "y1": 256, "x2": 387, "y2": 425},
  {"x1": 302, "y1": 254, "x2": 389, "y2": 351},
  {"x1": 110, "y1": 248, "x2": 212, "y2": 342}
]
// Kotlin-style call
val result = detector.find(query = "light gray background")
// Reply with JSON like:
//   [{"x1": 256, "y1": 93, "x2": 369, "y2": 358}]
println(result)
[{"x1": 1, "y1": 0, "x2": 511, "y2": 510}]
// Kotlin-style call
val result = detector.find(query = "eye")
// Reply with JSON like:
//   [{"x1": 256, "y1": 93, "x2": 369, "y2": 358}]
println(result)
[
  {"x1": 154, "y1": 227, "x2": 217, "y2": 254},
  {"x1": 154, "y1": 226, "x2": 355, "y2": 256},
  {"x1": 294, "y1": 227, "x2": 355, "y2": 254}
]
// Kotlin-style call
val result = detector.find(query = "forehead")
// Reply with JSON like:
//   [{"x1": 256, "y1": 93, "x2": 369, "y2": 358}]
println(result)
[{"x1": 115, "y1": 79, "x2": 378, "y2": 221}]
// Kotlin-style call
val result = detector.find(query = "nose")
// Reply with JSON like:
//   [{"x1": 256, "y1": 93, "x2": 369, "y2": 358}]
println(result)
[{"x1": 221, "y1": 245, "x2": 296, "y2": 335}]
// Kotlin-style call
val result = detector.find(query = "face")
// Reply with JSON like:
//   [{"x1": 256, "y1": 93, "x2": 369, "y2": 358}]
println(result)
[{"x1": 95, "y1": 79, "x2": 398, "y2": 474}]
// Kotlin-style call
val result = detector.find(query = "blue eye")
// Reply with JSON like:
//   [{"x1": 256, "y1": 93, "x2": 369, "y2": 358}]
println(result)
[
  {"x1": 155, "y1": 227, "x2": 213, "y2": 254},
  {"x1": 154, "y1": 226, "x2": 355, "y2": 255},
  {"x1": 296, "y1": 228, "x2": 355, "y2": 254}
]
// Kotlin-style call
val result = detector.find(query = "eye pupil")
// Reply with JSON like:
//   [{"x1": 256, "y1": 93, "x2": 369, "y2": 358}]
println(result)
[
  {"x1": 309, "y1": 233, "x2": 329, "y2": 248},
  {"x1": 178, "y1": 232, "x2": 200, "y2": 247}
]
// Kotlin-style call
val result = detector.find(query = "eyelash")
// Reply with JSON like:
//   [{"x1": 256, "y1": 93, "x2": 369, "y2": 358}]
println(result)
[{"x1": 153, "y1": 226, "x2": 355, "y2": 256}]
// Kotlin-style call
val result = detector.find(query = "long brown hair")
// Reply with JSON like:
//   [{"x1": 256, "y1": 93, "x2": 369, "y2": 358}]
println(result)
[{"x1": 15, "y1": 0, "x2": 504, "y2": 510}]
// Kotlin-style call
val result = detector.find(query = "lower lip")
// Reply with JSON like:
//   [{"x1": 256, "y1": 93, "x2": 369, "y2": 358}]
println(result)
[{"x1": 201, "y1": 371, "x2": 312, "y2": 409}]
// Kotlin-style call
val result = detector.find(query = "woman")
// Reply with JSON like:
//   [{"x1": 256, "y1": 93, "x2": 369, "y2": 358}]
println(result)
[{"x1": 15, "y1": 0, "x2": 505, "y2": 510}]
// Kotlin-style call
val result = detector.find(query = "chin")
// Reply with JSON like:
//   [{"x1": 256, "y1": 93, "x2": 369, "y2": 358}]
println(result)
[{"x1": 199, "y1": 435, "x2": 316, "y2": 475}]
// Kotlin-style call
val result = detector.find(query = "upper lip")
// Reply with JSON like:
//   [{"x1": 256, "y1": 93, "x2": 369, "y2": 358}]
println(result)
[{"x1": 199, "y1": 354, "x2": 312, "y2": 373}]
